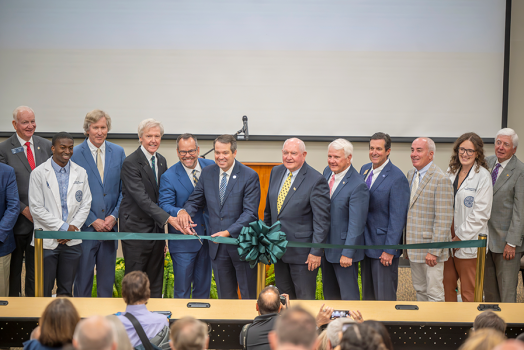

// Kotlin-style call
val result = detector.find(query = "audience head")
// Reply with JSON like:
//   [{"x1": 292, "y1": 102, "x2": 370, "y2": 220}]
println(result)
[
  {"x1": 256, "y1": 286, "x2": 282, "y2": 315},
  {"x1": 327, "y1": 138, "x2": 353, "y2": 174},
  {"x1": 326, "y1": 318, "x2": 357, "y2": 349},
  {"x1": 459, "y1": 328, "x2": 506, "y2": 350},
  {"x1": 169, "y1": 316, "x2": 208, "y2": 350},
  {"x1": 473, "y1": 311, "x2": 506, "y2": 334},
  {"x1": 362, "y1": 321, "x2": 393, "y2": 350},
  {"x1": 73, "y1": 315, "x2": 117, "y2": 350},
  {"x1": 105, "y1": 315, "x2": 133, "y2": 350},
  {"x1": 138, "y1": 118, "x2": 164, "y2": 155},
  {"x1": 494, "y1": 340, "x2": 524, "y2": 350},
  {"x1": 411, "y1": 137, "x2": 435, "y2": 171},
  {"x1": 12, "y1": 105, "x2": 36, "y2": 141},
  {"x1": 339, "y1": 323, "x2": 386, "y2": 350},
  {"x1": 316, "y1": 330, "x2": 329, "y2": 350},
  {"x1": 38, "y1": 298, "x2": 80, "y2": 348},
  {"x1": 270, "y1": 306, "x2": 318, "y2": 350},
  {"x1": 177, "y1": 133, "x2": 200, "y2": 169},
  {"x1": 282, "y1": 138, "x2": 307, "y2": 173},
  {"x1": 122, "y1": 271, "x2": 150, "y2": 305},
  {"x1": 83, "y1": 109, "x2": 111, "y2": 148},
  {"x1": 449, "y1": 132, "x2": 489, "y2": 174},
  {"x1": 369, "y1": 132, "x2": 391, "y2": 169},
  {"x1": 495, "y1": 128, "x2": 518, "y2": 163},
  {"x1": 213, "y1": 134, "x2": 237, "y2": 172},
  {"x1": 517, "y1": 333, "x2": 524, "y2": 342}
]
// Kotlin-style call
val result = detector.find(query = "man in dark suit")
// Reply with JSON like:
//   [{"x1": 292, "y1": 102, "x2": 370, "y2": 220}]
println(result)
[
  {"x1": 178, "y1": 134, "x2": 261, "y2": 299},
  {"x1": 119, "y1": 119, "x2": 179, "y2": 298},
  {"x1": 322, "y1": 138, "x2": 369, "y2": 300},
  {"x1": 264, "y1": 138, "x2": 330, "y2": 300},
  {"x1": 0, "y1": 106, "x2": 52, "y2": 297},
  {"x1": 71, "y1": 110, "x2": 126, "y2": 297},
  {"x1": 158, "y1": 133, "x2": 214, "y2": 298},
  {"x1": 359, "y1": 132, "x2": 410, "y2": 301},
  {"x1": 0, "y1": 163, "x2": 19, "y2": 296}
]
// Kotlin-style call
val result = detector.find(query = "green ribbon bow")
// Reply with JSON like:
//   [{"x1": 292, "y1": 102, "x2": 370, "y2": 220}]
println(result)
[{"x1": 237, "y1": 220, "x2": 288, "y2": 268}]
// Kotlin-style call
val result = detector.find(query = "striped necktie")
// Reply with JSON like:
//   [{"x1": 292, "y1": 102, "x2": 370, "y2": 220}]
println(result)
[{"x1": 219, "y1": 173, "x2": 227, "y2": 205}]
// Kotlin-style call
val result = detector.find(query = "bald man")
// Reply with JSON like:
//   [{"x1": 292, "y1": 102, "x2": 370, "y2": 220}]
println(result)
[{"x1": 73, "y1": 315, "x2": 117, "y2": 350}]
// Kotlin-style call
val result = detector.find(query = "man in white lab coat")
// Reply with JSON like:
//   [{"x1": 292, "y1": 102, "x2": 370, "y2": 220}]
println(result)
[{"x1": 29, "y1": 132, "x2": 92, "y2": 297}]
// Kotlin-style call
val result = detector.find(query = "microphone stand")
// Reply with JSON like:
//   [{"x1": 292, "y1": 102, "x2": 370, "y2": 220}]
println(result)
[{"x1": 200, "y1": 120, "x2": 247, "y2": 159}]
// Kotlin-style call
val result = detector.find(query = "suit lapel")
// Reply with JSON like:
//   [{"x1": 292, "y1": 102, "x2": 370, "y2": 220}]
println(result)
[
  {"x1": 213, "y1": 165, "x2": 221, "y2": 206},
  {"x1": 176, "y1": 162, "x2": 194, "y2": 193},
  {"x1": 103, "y1": 142, "x2": 113, "y2": 187},
  {"x1": 221, "y1": 161, "x2": 240, "y2": 207},
  {"x1": 81, "y1": 141, "x2": 103, "y2": 187},
  {"x1": 279, "y1": 164, "x2": 307, "y2": 214},
  {"x1": 370, "y1": 161, "x2": 391, "y2": 194},
  {"x1": 10, "y1": 135, "x2": 32, "y2": 173},
  {"x1": 331, "y1": 165, "x2": 354, "y2": 200},
  {"x1": 34, "y1": 136, "x2": 50, "y2": 166},
  {"x1": 493, "y1": 156, "x2": 516, "y2": 195},
  {"x1": 410, "y1": 163, "x2": 436, "y2": 207}
]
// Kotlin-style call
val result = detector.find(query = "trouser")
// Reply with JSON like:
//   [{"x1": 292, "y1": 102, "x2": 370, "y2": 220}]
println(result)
[
  {"x1": 409, "y1": 261, "x2": 445, "y2": 302},
  {"x1": 171, "y1": 242, "x2": 211, "y2": 299},
  {"x1": 274, "y1": 259, "x2": 318, "y2": 300},
  {"x1": 43, "y1": 244, "x2": 82, "y2": 297},
  {"x1": 321, "y1": 257, "x2": 360, "y2": 300},
  {"x1": 361, "y1": 256, "x2": 399, "y2": 301},
  {"x1": 122, "y1": 240, "x2": 165, "y2": 298},
  {"x1": 443, "y1": 256, "x2": 477, "y2": 302},
  {"x1": 0, "y1": 253, "x2": 11, "y2": 297},
  {"x1": 9, "y1": 231, "x2": 35, "y2": 297},
  {"x1": 484, "y1": 251, "x2": 523, "y2": 303},
  {"x1": 211, "y1": 243, "x2": 256, "y2": 299}
]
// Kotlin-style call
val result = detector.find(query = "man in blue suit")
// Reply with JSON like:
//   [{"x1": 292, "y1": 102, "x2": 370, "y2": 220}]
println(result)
[
  {"x1": 0, "y1": 163, "x2": 19, "y2": 296},
  {"x1": 359, "y1": 132, "x2": 410, "y2": 301},
  {"x1": 322, "y1": 139, "x2": 369, "y2": 300},
  {"x1": 72, "y1": 110, "x2": 126, "y2": 297},
  {"x1": 159, "y1": 133, "x2": 214, "y2": 298},
  {"x1": 178, "y1": 134, "x2": 261, "y2": 299}
]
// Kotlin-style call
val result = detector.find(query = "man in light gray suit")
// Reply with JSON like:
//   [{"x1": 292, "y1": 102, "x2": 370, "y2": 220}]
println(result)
[
  {"x1": 485, "y1": 128, "x2": 524, "y2": 303},
  {"x1": 0, "y1": 106, "x2": 52, "y2": 297}
]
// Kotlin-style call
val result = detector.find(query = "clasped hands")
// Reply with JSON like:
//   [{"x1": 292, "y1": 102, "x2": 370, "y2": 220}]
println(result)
[{"x1": 91, "y1": 216, "x2": 117, "y2": 232}]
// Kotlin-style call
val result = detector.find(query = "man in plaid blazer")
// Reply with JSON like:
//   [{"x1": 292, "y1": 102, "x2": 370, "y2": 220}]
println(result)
[{"x1": 406, "y1": 137, "x2": 454, "y2": 302}]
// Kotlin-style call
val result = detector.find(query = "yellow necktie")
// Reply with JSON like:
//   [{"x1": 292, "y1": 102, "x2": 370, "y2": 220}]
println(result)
[
  {"x1": 277, "y1": 172, "x2": 293, "y2": 214},
  {"x1": 97, "y1": 148, "x2": 104, "y2": 183}
]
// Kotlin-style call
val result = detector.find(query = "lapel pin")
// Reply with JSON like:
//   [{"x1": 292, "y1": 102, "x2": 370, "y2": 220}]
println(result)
[
  {"x1": 382, "y1": 175, "x2": 385, "y2": 177},
  {"x1": 233, "y1": 175, "x2": 237, "y2": 179},
  {"x1": 343, "y1": 182, "x2": 345, "y2": 184},
  {"x1": 293, "y1": 187, "x2": 296, "y2": 191},
  {"x1": 364, "y1": 169, "x2": 369, "y2": 175},
  {"x1": 38, "y1": 147, "x2": 40, "y2": 150}
]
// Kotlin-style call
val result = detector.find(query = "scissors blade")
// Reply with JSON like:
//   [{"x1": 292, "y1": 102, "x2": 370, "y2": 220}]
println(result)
[{"x1": 190, "y1": 228, "x2": 203, "y2": 245}]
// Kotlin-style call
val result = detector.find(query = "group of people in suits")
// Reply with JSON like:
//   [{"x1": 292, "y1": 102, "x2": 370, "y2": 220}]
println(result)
[{"x1": 0, "y1": 105, "x2": 523, "y2": 304}]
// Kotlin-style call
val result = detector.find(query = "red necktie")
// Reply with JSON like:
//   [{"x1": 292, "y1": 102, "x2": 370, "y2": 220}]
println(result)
[
  {"x1": 329, "y1": 174, "x2": 335, "y2": 195},
  {"x1": 25, "y1": 141, "x2": 36, "y2": 170}
]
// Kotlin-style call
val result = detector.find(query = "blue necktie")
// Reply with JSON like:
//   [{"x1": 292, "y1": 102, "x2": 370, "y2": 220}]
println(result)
[{"x1": 219, "y1": 173, "x2": 227, "y2": 205}]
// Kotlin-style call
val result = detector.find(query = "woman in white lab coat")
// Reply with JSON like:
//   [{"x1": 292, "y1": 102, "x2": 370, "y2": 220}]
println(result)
[{"x1": 444, "y1": 132, "x2": 493, "y2": 302}]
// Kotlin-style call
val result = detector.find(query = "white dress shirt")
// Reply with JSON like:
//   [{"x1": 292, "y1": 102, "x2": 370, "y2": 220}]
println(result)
[
  {"x1": 328, "y1": 165, "x2": 350, "y2": 197},
  {"x1": 182, "y1": 161, "x2": 202, "y2": 187},
  {"x1": 219, "y1": 160, "x2": 236, "y2": 188},
  {"x1": 141, "y1": 145, "x2": 158, "y2": 182},
  {"x1": 365, "y1": 159, "x2": 390, "y2": 188},
  {"x1": 492, "y1": 156, "x2": 512, "y2": 182},
  {"x1": 16, "y1": 133, "x2": 35, "y2": 160},
  {"x1": 87, "y1": 138, "x2": 106, "y2": 166}
]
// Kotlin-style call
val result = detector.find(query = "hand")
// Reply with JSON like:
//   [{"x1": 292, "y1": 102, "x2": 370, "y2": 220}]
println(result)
[
  {"x1": 452, "y1": 235, "x2": 461, "y2": 254},
  {"x1": 340, "y1": 255, "x2": 353, "y2": 268},
  {"x1": 67, "y1": 225, "x2": 79, "y2": 232},
  {"x1": 22, "y1": 207, "x2": 33, "y2": 223},
  {"x1": 503, "y1": 244, "x2": 517, "y2": 260},
  {"x1": 176, "y1": 210, "x2": 196, "y2": 234},
  {"x1": 316, "y1": 303, "x2": 333, "y2": 327},
  {"x1": 425, "y1": 253, "x2": 438, "y2": 267},
  {"x1": 379, "y1": 252, "x2": 394, "y2": 267},
  {"x1": 210, "y1": 230, "x2": 230, "y2": 244},
  {"x1": 167, "y1": 216, "x2": 183, "y2": 232},
  {"x1": 103, "y1": 216, "x2": 117, "y2": 231},
  {"x1": 281, "y1": 293, "x2": 290, "y2": 310},
  {"x1": 349, "y1": 310, "x2": 363, "y2": 323},
  {"x1": 57, "y1": 239, "x2": 71, "y2": 244},
  {"x1": 91, "y1": 219, "x2": 107, "y2": 232},
  {"x1": 305, "y1": 254, "x2": 321, "y2": 271}
]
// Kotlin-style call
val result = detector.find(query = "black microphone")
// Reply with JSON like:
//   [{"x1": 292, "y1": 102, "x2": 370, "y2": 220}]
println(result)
[{"x1": 242, "y1": 115, "x2": 249, "y2": 141}]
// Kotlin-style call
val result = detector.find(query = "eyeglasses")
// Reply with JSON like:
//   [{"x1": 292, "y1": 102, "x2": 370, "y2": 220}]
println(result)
[
  {"x1": 178, "y1": 148, "x2": 197, "y2": 156},
  {"x1": 458, "y1": 147, "x2": 475, "y2": 156}
]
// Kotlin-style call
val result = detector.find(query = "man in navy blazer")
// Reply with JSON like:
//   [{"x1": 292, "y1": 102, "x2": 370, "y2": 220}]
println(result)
[
  {"x1": 0, "y1": 163, "x2": 19, "y2": 296},
  {"x1": 264, "y1": 138, "x2": 331, "y2": 300},
  {"x1": 321, "y1": 139, "x2": 369, "y2": 300},
  {"x1": 159, "y1": 133, "x2": 214, "y2": 298},
  {"x1": 71, "y1": 110, "x2": 126, "y2": 297},
  {"x1": 359, "y1": 132, "x2": 410, "y2": 301},
  {"x1": 178, "y1": 134, "x2": 261, "y2": 299}
]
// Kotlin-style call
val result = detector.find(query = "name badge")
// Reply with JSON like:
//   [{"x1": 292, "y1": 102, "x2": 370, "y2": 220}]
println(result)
[{"x1": 11, "y1": 147, "x2": 24, "y2": 154}]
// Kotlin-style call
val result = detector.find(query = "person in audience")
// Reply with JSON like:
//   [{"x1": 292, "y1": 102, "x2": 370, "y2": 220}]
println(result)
[
  {"x1": 405, "y1": 137, "x2": 454, "y2": 302},
  {"x1": 360, "y1": 132, "x2": 410, "y2": 301},
  {"x1": 158, "y1": 133, "x2": 214, "y2": 298},
  {"x1": 264, "y1": 138, "x2": 330, "y2": 300},
  {"x1": 73, "y1": 315, "x2": 117, "y2": 350},
  {"x1": 362, "y1": 321, "x2": 393, "y2": 350},
  {"x1": 268, "y1": 306, "x2": 318, "y2": 350},
  {"x1": 322, "y1": 139, "x2": 369, "y2": 300},
  {"x1": 72, "y1": 109, "x2": 126, "y2": 298},
  {"x1": 28, "y1": 132, "x2": 92, "y2": 297},
  {"x1": 484, "y1": 128, "x2": 524, "y2": 303},
  {"x1": 473, "y1": 311, "x2": 506, "y2": 334},
  {"x1": 117, "y1": 271, "x2": 170, "y2": 349},
  {"x1": 23, "y1": 298, "x2": 80, "y2": 350},
  {"x1": 517, "y1": 333, "x2": 524, "y2": 342},
  {"x1": 106, "y1": 315, "x2": 133, "y2": 350},
  {"x1": 339, "y1": 323, "x2": 386, "y2": 350},
  {"x1": 0, "y1": 105, "x2": 53, "y2": 297},
  {"x1": 326, "y1": 318, "x2": 357, "y2": 350},
  {"x1": 316, "y1": 330, "x2": 329, "y2": 350},
  {"x1": 445, "y1": 132, "x2": 493, "y2": 302},
  {"x1": 459, "y1": 328, "x2": 506, "y2": 350},
  {"x1": 494, "y1": 340, "x2": 524, "y2": 350},
  {"x1": 169, "y1": 316, "x2": 209, "y2": 350}
]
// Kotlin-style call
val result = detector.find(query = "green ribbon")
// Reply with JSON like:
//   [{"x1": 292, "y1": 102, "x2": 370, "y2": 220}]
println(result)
[{"x1": 237, "y1": 221, "x2": 288, "y2": 268}]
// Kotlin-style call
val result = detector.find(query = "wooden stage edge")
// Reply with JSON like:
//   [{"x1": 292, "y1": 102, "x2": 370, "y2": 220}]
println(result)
[{"x1": 2, "y1": 298, "x2": 524, "y2": 325}]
